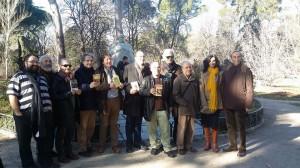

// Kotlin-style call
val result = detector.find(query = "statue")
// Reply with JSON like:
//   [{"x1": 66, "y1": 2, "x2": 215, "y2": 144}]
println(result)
[{"x1": 109, "y1": 35, "x2": 134, "y2": 66}]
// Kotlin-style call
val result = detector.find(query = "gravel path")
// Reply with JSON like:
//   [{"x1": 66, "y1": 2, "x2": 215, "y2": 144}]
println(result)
[{"x1": 1, "y1": 98, "x2": 300, "y2": 168}]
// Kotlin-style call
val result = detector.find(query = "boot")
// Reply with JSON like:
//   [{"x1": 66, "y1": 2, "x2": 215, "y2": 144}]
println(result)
[
  {"x1": 212, "y1": 128, "x2": 220, "y2": 153},
  {"x1": 203, "y1": 127, "x2": 211, "y2": 151}
]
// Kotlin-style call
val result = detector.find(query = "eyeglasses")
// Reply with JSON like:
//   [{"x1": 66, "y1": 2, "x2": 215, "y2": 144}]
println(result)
[
  {"x1": 166, "y1": 56, "x2": 173, "y2": 59},
  {"x1": 26, "y1": 60, "x2": 38, "y2": 64},
  {"x1": 62, "y1": 64, "x2": 72, "y2": 68}
]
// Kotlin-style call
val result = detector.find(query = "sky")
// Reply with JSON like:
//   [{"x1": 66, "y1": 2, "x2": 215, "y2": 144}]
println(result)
[
  {"x1": 33, "y1": 0, "x2": 223, "y2": 34},
  {"x1": 33, "y1": 0, "x2": 299, "y2": 36}
]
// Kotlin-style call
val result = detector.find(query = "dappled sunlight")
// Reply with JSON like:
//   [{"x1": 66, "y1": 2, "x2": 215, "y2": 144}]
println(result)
[
  {"x1": 275, "y1": 113, "x2": 300, "y2": 127},
  {"x1": 292, "y1": 136, "x2": 300, "y2": 144}
]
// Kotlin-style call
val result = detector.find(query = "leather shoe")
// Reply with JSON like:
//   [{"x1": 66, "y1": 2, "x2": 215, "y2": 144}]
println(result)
[
  {"x1": 150, "y1": 148, "x2": 162, "y2": 155},
  {"x1": 237, "y1": 149, "x2": 246, "y2": 157},
  {"x1": 66, "y1": 153, "x2": 79, "y2": 160},
  {"x1": 178, "y1": 149, "x2": 186, "y2": 155},
  {"x1": 189, "y1": 147, "x2": 198, "y2": 153},
  {"x1": 112, "y1": 146, "x2": 121, "y2": 153},
  {"x1": 165, "y1": 151, "x2": 177, "y2": 158},
  {"x1": 78, "y1": 151, "x2": 92, "y2": 157},
  {"x1": 58, "y1": 156, "x2": 70, "y2": 163},
  {"x1": 223, "y1": 145, "x2": 238, "y2": 152},
  {"x1": 126, "y1": 147, "x2": 134, "y2": 153}
]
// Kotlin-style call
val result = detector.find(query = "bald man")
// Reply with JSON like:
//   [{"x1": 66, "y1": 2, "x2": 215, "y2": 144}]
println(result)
[{"x1": 173, "y1": 61, "x2": 201, "y2": 155}]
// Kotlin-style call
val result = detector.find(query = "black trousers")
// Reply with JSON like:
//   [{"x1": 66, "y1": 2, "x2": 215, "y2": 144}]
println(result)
[
  {"x1": 14, "y1": 112, "x2": 53, "y2": 168},
  {"x1": 172, "y1": 116, "x2": 178, "y2": 143},
  {"x1": 55, "y1": 111, "x2": 75, "y2": 157},
  {"x1": 224, "y1": 109, "x2": 247, "y2": 151},
  {"x1": 125, "y1": 116, "x2": 142, "y2": 148}
]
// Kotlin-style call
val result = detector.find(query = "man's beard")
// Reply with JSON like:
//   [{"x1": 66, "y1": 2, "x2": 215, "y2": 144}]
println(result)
[
  {"x1": 26, "y1": 65, "x2": 38, "y2": 73},
  {"x1": 41, "y1": 64, "x2": 52, "y2": 72}
]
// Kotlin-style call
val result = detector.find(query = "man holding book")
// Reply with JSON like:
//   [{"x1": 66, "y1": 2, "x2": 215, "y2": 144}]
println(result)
[
  {"x1": 139, "y1": 62, "x2": 176, "y2": 158},
  {"x1": 123, "y1": 51, "x2": 147, "y2": 153},
  {"x1": 74, "y1": 53, "x2": 99, "y2": 157},
  {"x1": 51, "y1": 58, "x2": 81, "y2": 163},
  {"x1": 96, "y1": 54, "x2": 124, "y2": 153}
]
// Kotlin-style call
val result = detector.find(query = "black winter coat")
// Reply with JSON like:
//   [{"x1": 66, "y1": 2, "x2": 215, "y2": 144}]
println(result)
[
  {"x1": 51, "y1": 73, "x2": 75, "y2": 125},
  {"x1": 74, "y1": 64, "x2": 98, "y2": 111}
]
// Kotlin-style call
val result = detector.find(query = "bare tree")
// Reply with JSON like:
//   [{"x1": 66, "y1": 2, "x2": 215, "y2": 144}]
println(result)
[
  {"x1": 122, "y1": 0, "x2": 156, "y2": 50},
  {"x1": 0, "y1": 0, "x2": 30, "y2": 79},
  {"x1": 64, "y1": 0, "x2": 113, "y2": 58}
]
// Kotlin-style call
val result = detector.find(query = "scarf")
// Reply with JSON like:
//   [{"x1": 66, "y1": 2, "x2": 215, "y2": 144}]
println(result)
[
  {"x1": 206, "y1": 67, "x2": 219, "y2": 112},
  {"x1": 26, "y1": 72, "x2": 46, "y2": 138}
]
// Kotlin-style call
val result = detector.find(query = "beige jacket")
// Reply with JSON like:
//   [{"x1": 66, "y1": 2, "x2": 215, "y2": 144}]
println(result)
[{"x1": 200, "y1": 71, "x2": 223, "y2": 114}]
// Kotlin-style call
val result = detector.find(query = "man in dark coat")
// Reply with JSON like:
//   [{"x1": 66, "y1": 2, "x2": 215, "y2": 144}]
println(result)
[
  {"x1": 39, "y1": 55, "x2": 57, "y2": 158},
  {"x1": 52, "y1": 58, "x2": 81, "y2": 163},
  {"x1": 173, "y1": 61, "x2": 201, "y2": 155},
  {"x1": 221, "y1": 51, "x2": 254, "y2": 157},
  {"x1": 74, "y1": 53, "x2": 99, "y2": 157},
  {"x1": 162, "y1": 49, "x2": 181, "y2": 145},
  {"x1": 123, "y1": 51, "x2": 146, "y2": 153}
]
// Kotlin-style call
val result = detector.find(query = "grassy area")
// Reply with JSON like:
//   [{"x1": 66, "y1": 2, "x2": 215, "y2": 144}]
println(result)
[{"x1": 0, "y1": 80, "x2": 12, "y2": 115}]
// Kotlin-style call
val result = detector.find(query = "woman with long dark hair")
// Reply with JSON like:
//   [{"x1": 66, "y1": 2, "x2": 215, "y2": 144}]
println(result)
[{"x1": 200, "y1": 55, "x2": 222, "y2": 153}]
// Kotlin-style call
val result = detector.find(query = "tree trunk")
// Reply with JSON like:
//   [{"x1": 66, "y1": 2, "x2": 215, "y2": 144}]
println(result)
[
  {"x1": 4, "y1": 33, "x2": 9, "y2": 80},
  {"x1": 115, "y1": 0, "x2": 124, "y2": 40},
  {"x1": 48, "y1": 0, "x2": 66, "y2": 60}
]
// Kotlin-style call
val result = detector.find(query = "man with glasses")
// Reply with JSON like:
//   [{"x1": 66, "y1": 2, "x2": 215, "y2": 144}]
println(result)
[
  {"x1": 162, "y1": 49, "x2": 181, "y2": 146},
  {"x1": 75, "y1": 53, "x2": 99, "y2": 157},
  {"x1": 7, "y1": 54, "x2": 57, "y2": 168},
  {"x1": 52, "y1": 59, "x2": 81, "y2": 163}
]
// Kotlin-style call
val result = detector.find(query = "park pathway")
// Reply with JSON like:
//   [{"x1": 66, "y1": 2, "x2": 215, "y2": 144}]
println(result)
[{"x1": 1, "y1": 98, "x2": 300, "y2": 168}]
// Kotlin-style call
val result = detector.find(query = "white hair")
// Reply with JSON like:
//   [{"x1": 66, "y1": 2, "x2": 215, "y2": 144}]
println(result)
[
  {"x1": 150, "y1": 62, "x2": 159, "y2": 69},
  {"x1": 39, "y1": 55, "x2": 52, "y2": 63},
  {"x1": 135, "y1": 50, "x2": 144, "y2": 57},
  {"x1": 181, "y1": 61, "x2": 192, "y2": 67}
]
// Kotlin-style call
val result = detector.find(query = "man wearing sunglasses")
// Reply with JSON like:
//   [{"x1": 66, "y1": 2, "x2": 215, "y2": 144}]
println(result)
[
  {"x1": 162, "y1": 49, "x2": 181, "y2": 146},
  {"x1": 51, "y1": 58, "x2": 81, "y2": 163}
]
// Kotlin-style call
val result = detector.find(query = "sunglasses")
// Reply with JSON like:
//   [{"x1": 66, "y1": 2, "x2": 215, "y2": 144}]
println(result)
[
  {"x1": 62, "y1": 64, "x2": 72, "y2": 67},
  {"x1": 166, "y1": 56, "x2": 173, "y2": 59}
]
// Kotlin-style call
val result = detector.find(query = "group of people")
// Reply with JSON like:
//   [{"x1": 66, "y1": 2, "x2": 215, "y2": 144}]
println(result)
[{"x1": 6, "y1": 49, "x2": 253, "y2": 168}]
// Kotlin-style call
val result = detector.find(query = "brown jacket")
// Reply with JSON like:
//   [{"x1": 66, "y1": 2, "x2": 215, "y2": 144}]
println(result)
[
  {"x1": 173, "y1": 74, "x2": 201, "y2": 116},
  {"x1": 221, "y1": 63, "x2": 254, "y2": 110},
  {"x1": 200, "y1": 71, "x2": 223, "y2": 114}
]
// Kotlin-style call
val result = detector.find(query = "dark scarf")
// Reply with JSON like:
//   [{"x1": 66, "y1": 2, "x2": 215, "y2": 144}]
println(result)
[{"x1": 25, "y1": 71, "x2": 46, "y2": 138}]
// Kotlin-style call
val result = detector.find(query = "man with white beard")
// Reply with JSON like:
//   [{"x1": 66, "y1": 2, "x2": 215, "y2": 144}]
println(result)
[{"x1": 139, "y1": 62, "x2": 176, "y2": 158}]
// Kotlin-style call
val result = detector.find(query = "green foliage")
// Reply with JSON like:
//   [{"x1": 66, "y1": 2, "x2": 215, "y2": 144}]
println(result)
[
  {"x1": 156, "y1": 0, "x2": 202, "y2": 48},
  {"x1": 123, "y1": 0, "x2": 156, "y2": 50},
  {"x1": 64, "y1": 26, "x2": 82, "y2": 67},
  {"x1": 0, "y1": 80, "x2": 12, "y2": 115}
]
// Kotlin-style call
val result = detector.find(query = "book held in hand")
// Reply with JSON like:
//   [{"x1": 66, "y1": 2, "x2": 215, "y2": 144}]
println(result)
[
  {"x1": 112, "y1": 74, "x2": 121, "y2": 88},
  {"x1": 93, "y1": 73, "x2": 101, "y2": 82},
  {"x1": 130, "y1": 81, "x2": 140, "y2": 91},
  {"x1": 154, "y1": 84, "x2": 163, "y2": 97},
  {"x1": 70, "y1": 79, "x2": 78, "y2": 89}
]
